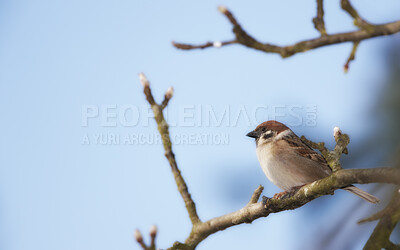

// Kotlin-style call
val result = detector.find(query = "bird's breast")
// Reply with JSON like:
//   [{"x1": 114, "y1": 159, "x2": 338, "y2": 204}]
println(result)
[{"x1": 256, "y1": 142, "x2": 313, "y2": 191}]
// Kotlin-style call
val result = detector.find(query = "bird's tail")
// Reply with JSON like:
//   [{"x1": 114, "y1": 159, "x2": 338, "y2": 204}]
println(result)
[{"x1": 343, "y1": 185, "x2": 380, "y2": 204}]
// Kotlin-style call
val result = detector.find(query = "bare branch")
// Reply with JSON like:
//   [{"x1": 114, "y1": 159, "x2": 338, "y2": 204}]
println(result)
[
  {"x1": 344, "y1": 41, "x2": 360, "y2": 73},
  {"x1": 139, "y1": 73, "x2": 156, "y2": 106},
  {"x1": 139, "y1": 73, "x2": 201, "y2": 225},
  {"x1": 333, "y1": 126, "x2": 349, "y2": 155},
  {"x1": 312, "y1": 0, "x2": 327, "y2": 36},
  {"x1": 161, "y1": 86, "x2": 174, "y2": 109},
  {"x1": 301, "y1": 126, "x2": 349, "y2": 172},
  {"x1": 176, "y1": 168, "x2": 400, "y2": 249},
  {"x1": 134, "y1": 229, "x2": 148, "y2": 249},
  {"x1": 340, "y1": 0, "x2": 375, "y2": 32},
  {"x1": 300, "y1": 136, "x2": 328, "y2": 153},
  {"x1": 359, "y1": 206, "x2": 389, "y2": 224},
  {"x1": 172, "y1": 40, "x2": 237, "y2": 50},
  {"x1": 364, "y1": 190, "x2": 400, "y2": 249},
  {"x1": 134, "y1": 226, "x2": 159, "y2": 250},
  {"x1": 330, "y1": 127, "x2": 350, "y2": 172},
  {"x1": 150, "y1": 225, "x2": 157, "y2": 249},
  {"x1": 248, "y1": 185, "x2": 264, "y2": 205},
  {"x1": 172, "y1": 6, "x2": 400, "y2": 64}
]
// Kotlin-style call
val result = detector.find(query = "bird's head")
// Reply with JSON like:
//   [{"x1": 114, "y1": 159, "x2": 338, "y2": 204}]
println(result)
[{"x1": 246, "y1": 120, "x2": 291, "y2": 146}]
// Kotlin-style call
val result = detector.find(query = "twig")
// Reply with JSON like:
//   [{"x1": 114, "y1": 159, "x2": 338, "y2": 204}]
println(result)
[
  {"x1": 330, "y1": 127, "x2": 349, "y2": 172},
  {"x1": 300, "y1": 136, "x2": 328, "y2": 155},
  {"x1": 312, "y1": 0, "x2": 327, "y2": 36},
  {"x1": 301, "y1": 126, "x2": 349, "y2": 172},
  {"x1": 363, "y1": 190, "x2": 400, "y2": 250},
  {"x1": 359, "y1": 206, "x2": 390, "y2": 224},
  {"x1": 248, "y1": 185, "x2": 264, "y2": 205},
  {"x1": 150, "y1": 225, "x2": 157, "y2": 249},
  {"x1": 161, "y1": 87, "x2": 174, "y2": 109},
  {"x1": 340, "y1": 0, "x2": 375, "y2": 33},
  {"x1": 344, "y1": 41, "x2": 360, "y2": 73},
  {"x1": 134, "y1": 226, "x2": 158, "y2": 250},
  {"x1": 173, "y1": 6, "x2": 400, "y2": 62},
  {"x1": 139, "y1": 73, "x2": 201, "y2": 225},
  {"x1": 172, "y1": 40, "x2": 237, "y2": 50},
  {"x1": 135, "y1": 229, "x2": 149, "y2": 250}
]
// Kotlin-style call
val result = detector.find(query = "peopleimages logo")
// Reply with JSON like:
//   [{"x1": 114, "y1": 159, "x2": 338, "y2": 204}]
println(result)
[{"x1": 80, "y1": 104, "x2": 317, "y2": 146}]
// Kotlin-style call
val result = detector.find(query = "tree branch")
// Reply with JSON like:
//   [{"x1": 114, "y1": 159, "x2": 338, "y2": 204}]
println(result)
[
  {"x1": 161, "y1": 87, "x2": 174, "y2": 109},
  {"x1": 172, "y1": 40, "x2": 237, "y2": 50},
  {"x1": 363, "y1": 190, "x2": 400, "y2": 250},
  {"x1": 344, "y1": 40, "x2": 360, "y2": 73},
  {"x1": 248, "y1": 185, "x2": 264, "y2": 205},
  {"x1": 170, "y1": 168, "x2": 400, "y2": 249},
  {"x1": 301, "y1": 126, "x2": 349, "y2": 173},
  {"x1": 135, "y1": 226, "x2": 158, "y2": 250},
  {"x1": 341, "y1": 0, "x2": 375, "y2": 33},
  {"x1": 172, "y1": 6, "x2": 400, "y2": 66},
  {"x1": 139, "y1": 73, "x2": 201, "y2": 225},
  {"x1": 312, "y1": 0, "x2": 327, "y2": 36}
]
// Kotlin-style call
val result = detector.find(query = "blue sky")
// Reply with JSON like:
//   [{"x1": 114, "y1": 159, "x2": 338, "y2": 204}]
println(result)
[{"x1": 1, "y1": 1, "x2": 400, "y2": 249}]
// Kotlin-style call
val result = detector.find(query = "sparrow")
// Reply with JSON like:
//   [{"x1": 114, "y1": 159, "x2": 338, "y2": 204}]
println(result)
[{"x1": 246, "y1": 120, "x2": 379, "y2": 203}]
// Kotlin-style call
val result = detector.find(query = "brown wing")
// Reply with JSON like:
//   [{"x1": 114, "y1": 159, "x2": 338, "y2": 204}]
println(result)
[{"x1": 283, "y1": 135, "x2": 330, "y2": 169}]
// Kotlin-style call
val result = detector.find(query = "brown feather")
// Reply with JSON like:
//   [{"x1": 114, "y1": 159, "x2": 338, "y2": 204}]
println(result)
[
  {"x1": 282, "y1": 134, "x2": 331, "y2": 173},
  {"x1": 255, "y1": 120, "x2": 289, "y2": 134}
]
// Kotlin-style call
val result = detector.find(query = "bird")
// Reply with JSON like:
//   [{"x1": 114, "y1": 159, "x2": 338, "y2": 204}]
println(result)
[{"x1": 246, "y1": 120, "x2": 379, "y2": 203}]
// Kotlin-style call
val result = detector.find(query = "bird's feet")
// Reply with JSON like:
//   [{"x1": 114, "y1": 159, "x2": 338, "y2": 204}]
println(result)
[
  {"x1": 273, "y1": 191, "x2": 289, "y2": 199},
  {"x1": 272, "y1": 185, "x2": 307, "y2": 200}
]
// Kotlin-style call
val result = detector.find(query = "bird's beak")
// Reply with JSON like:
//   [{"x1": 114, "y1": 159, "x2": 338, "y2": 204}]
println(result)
[{"x1": 246, "y1": 130, "x2": 259, "y2": 138}]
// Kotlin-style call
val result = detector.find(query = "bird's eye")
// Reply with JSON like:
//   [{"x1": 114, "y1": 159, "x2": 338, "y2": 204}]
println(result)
[{"x1": 262, "y1": 128, "x2": 266, "y2": 132}]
